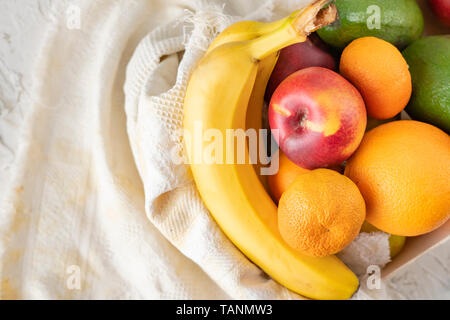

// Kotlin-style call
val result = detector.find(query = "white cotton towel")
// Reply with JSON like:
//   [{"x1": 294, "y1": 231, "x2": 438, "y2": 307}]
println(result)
[{"x1": 0, "y1": 0, "x2": 313, "y2": 300}]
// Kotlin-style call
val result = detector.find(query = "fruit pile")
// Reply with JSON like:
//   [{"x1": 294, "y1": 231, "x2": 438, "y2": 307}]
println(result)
[{"x1": 183, "y1": 0, "x2": 450, "y2": 300}]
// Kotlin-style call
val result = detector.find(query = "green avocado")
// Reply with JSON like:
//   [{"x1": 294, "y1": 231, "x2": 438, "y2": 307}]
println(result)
[
  {"x1": 317, "y1": 0, "x2": 424, "y2": 49},
  {"x1": 402, "y1": 36, "x2": 450, "y2": 133}
]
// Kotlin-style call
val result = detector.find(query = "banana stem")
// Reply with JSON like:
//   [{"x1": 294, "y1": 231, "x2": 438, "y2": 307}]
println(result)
[
  {"x1": 248, "y1": 0, "x2": 337, "y2": 61},
  {"x1": 292, "y1": 0, "x2": 337, "y2": 34}
]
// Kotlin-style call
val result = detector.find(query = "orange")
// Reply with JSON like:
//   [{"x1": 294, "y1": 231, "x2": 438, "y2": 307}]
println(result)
[
  {"x1": 340, "y1": 37, "x2": 412, "y2": 120},
  {"x1": 268, "y1": 151, "x2": 309, "y2": 202},
  {"x1": 278, "y1": 169, "x2": 366, "y2": 257},
  {"x1": 345, "y1": 120, "x2": 450, "y2": 236}
]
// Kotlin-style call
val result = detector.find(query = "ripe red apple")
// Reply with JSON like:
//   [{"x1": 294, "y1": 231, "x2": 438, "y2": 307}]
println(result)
[
  {"x1": 269, "y1": 67, "x2": 366, "y2": 170},
  {"x1": 428, "y1": 0, "x2": 450, "y2": 27},
  {"x1": 265, "y1": 34, "x2": 337, "y2": 101}
]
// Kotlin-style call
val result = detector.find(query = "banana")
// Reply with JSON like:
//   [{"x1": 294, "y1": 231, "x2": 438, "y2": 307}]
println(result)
[
  {"x1": 207, "y1": 10, "x2": 301, "y2": 53},
  {"x1": 183, "y1": 0, "x2": 359, "y2": 300},
  {"x1": 244, "y1": 54, "x2": 277, "y2": 190},
  {"x1": 207, "y1": 17, "x2": 286, "y2": 189}
]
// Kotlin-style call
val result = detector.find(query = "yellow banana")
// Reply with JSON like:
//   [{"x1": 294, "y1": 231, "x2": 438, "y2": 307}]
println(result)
[
  {"x1": 245, "y1": 54, "x2": 277, "y2": 190},
  {"x1": 207, "y1": 10, "x2": 301, "y2": 53},
  {"x1": 183, "y1": 0, "x2": 358, "y2": 300},
  {"x1": 207, "y1": 16, "x2": 286, "y2": 189}
]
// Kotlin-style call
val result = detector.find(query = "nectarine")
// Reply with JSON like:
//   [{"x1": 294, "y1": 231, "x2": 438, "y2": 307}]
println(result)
[{"x1": 269, "y1": 67, "x2": 366, "y2": 169}]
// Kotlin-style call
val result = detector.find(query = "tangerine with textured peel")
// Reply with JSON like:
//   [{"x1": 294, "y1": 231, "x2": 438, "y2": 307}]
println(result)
[
  {"x1": 345, "y1": 120, "x2": 450, "y2": 236},
  {"x1": 340, "y1": 37, "x2": 412, "y2": 120},
  {"x1": 278, "y1": 169, "x2": 366, "y2": 257}
]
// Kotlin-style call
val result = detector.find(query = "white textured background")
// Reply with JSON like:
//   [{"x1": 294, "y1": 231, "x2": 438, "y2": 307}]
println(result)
[{"x1": 0, "y1": 0, "x2": 448, "y2": 299}]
